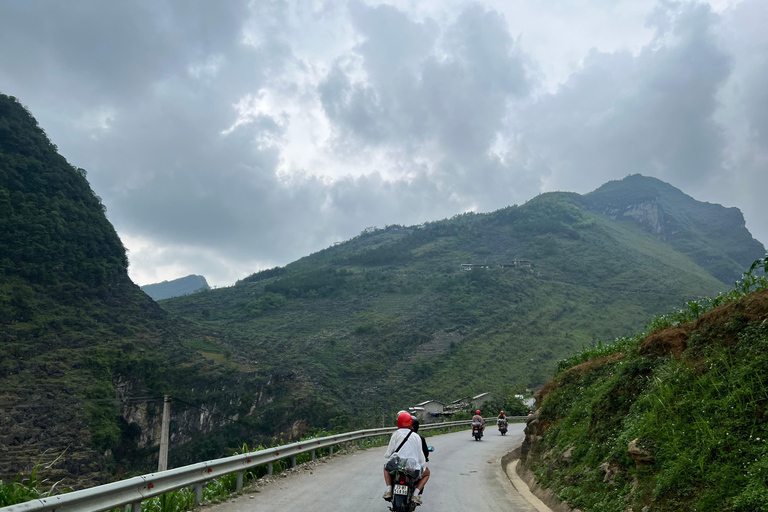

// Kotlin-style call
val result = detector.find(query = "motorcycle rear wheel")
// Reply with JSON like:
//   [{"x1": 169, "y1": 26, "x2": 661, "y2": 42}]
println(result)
[{"x1": 392, "y1": 493, "x2": 409, "y2": 512}]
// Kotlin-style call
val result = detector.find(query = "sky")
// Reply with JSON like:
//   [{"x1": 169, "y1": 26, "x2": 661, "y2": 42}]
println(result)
[{"x1": 0, "y1": 0, "x2": 766, "y2": 287}]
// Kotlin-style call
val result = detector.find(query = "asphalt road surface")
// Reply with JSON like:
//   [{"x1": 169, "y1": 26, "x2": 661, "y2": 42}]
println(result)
[{"x1": 205, "y1": 423, "x2": 539, "y2": 512}]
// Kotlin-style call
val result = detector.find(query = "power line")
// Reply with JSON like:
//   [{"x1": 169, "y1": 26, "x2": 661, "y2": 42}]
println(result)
[{"x1": 0, "y1": 396, "x2": 164, "y2": 410}]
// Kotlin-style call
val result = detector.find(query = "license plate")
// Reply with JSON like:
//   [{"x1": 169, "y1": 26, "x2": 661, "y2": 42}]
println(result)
[{"x1": 393, "y1": 484, "x2": 408, "y2": 495}]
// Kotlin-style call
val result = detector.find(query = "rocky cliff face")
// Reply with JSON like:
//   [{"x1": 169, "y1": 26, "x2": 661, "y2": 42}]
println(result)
[
  {"x1": 583, "y1": 174, "x2": 765, "y2": 283},
  {"x1": 592, "y1": 199, "x2": 668, "y2": 237}
]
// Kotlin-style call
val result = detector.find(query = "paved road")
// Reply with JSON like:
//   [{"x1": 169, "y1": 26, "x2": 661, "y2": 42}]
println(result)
[{"x1": 206, "y1": 423, "x2": 538, "y2": 512}]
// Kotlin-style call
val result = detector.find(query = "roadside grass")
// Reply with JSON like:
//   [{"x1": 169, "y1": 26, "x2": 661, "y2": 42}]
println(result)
[
  {"x1": 0, "y1": 466, "x2": 56, "y2": 507},
  {"x1": 527, "y1": 256, "x2": 768, "y2": 512},
  {"x1": 555, "y1": 256, "x2": 768, "y2": 375}
]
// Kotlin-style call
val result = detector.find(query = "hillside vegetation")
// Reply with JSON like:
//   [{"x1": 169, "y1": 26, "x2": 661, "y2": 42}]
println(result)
[
  {"x1": 521, "y1": 257, "x2": 768, "y2": 512},
  {"x1": 0, "y1": 95, "x2": 270, "y2": 487},
  {"x1": 162, "y1": 182, "x2": 762, "y2": 425}
]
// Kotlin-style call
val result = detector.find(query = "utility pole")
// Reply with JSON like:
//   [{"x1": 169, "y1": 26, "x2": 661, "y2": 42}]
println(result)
[{"x1": 158, "y1": 395, "x2": 171, "y2": 472}]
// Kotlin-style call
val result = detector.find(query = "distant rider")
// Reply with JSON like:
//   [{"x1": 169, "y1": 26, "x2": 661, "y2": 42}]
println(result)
[
  {"x1": 383, "y1": 412, "x2": 429, "y2": 505},
  {"x1": 497, "y1": 410, "x2": 507, "y2": 429},
  {"x1": 472, "y1": 409, "x2": 485, "y2": 434}
]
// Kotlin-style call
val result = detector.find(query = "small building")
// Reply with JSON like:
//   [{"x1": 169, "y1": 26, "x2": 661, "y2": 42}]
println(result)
[
  {"x1": 514, "y1": 259, "x2": 532, "y2": 269},
  {"x1": 471, "y1": 392, "x2": 492, "y2": 411},
  {"x1": 523, "y1": 398, "x2": 536, "y2": 409},
  {"x1": 409, "y1": 400, "x2": 448, "y2": 424},
  {"x1": 414, "y1": 400, "x2": 446, "y2": 415},
  {"x1": 446, "y1": 396, "x2": 470, "y2": 411},
  {"x1": 461, "y1": 263, "x2": 489, "y2": 271}
]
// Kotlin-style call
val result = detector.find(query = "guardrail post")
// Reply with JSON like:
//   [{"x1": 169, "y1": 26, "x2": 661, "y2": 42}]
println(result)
[
  {"x1": 329, "y1": 445, "x2": 334, "y2": 455},
  {"x1": 194, "y1": 482, "x2": 203, "y2": 506},
  {"x1": 236, "y1": 471, "x2": 244, "y2": 491},
  {"x1": 291, "y1": 455, "x2": 297, "y2": 468},
  {"x1": 311, "y1": 449, "x2": 316, "y2": 461},
  {"x1": 129, "y1": 502, "x2": 141, "y2": 512},
  {"x1": 267, "y1": 462, "x2": 273, "y2": 475}
]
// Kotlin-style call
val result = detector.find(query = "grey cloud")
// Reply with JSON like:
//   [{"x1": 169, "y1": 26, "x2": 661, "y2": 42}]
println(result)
[
  {"x1": 516, "y1": 2, "x2": 731, "y2": 191},
  {"x1": 0, "y1": 1, "x2": 248, "y2": 104},
  {"x1": 724, "y1": 0, "x2": 768, "y2": 146},
  {"x1": 321, "y1": 3, "x2": 531, "y2": 154},
  {"x1": 1, "y1": 0, "x2": 765, "y2": 286}
]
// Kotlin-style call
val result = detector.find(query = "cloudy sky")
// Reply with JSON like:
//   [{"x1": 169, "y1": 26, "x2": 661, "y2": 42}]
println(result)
[{"x1": 1, "y1": 0, "x2": 766, "y2": 287}]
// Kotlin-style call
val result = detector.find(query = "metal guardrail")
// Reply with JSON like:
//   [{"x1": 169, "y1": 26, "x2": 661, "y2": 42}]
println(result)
[{"x1": 1, "y1": 416, "x2": 526, "y2": 512}]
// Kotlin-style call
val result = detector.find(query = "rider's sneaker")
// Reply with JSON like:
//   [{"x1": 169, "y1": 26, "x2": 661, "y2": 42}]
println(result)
[
  {"x1": 412, "y1": 494, "x2": 423, "y2": 505},
  {"x1": 382, "y1": 489, "x2": 393, "y2": 501}
]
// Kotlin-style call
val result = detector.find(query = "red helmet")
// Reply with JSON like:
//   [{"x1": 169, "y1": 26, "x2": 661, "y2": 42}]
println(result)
[
  {"x1": 500, "y1": 411, "x2": 505, "y2": 415},
  {"x1": 397, "y1": 412, "x2": 413, "y2": 429},
  {"x1": 476, "y1": 410, "x2": 481, "y2": 414}
]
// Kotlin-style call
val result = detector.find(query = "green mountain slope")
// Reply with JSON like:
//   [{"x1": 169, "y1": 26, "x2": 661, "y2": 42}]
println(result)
[
  {"x1": 583, "y1": 174, "x2": 765, "y2": 284},
  {"x1": 162, "y1": 185, "x2": 757, "y2": 424},
  {"x1": 520, "y1": 268, "x2": 768, "y2": 512},
  {"x1": 0, "y1": 95, "x2": 266, "y2": 487}
]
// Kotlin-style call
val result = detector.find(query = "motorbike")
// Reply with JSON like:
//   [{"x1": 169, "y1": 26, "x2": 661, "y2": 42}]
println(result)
[
  {"x1": 388, "y1": 447, "x2": 434, "y2": 511},
  {"x1": 472, "y1": 422, "x2": 483, "y2": 441},
  {"x1": 497, "y1": 418, "x2": 508, "y2": 435}
]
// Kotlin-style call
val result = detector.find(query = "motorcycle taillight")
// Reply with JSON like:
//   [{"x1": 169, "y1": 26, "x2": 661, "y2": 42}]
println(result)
[{"x1": 399, "y1": 477, "x2": 406, "y2": 484}]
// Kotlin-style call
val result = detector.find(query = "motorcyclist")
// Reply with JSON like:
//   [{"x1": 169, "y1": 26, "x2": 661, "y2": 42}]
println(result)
[
  {"x1": 411, "y1": 418, "x2": 430, "y2": 463},
  {"x1": 497, "y1": 410, "x2": 508, "y2": 431},
  {"x1": 410, "y1": 418, "x2": 431, "y2": 499},
  {"x1": 383, "y1": 412, "x2": 428, "y2": 505},
  {"x1": 472, "y1": 409, "x2": 485, "y2": 434}
]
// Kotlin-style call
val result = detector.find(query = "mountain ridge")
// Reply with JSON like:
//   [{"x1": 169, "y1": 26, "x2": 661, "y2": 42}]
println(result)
[
  {"x1": 162, "y1": 176, "x2": 762, "y2": 428},
  {"x1": 582, "y1": 174, "x2": 764, "y2": 284},
  {"x1": 141, "y1": 274, "x2": 210, "y2": 301}
]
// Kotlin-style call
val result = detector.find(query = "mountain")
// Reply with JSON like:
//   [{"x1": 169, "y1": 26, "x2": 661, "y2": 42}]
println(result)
[
  {"x1": 582, "y1": 174, "x2": 764, "y2": 284},
  {"x1": 3, "y1": 90, "x2": 764, "y2": 494},
  {"x1": 161, "y1": 179, "x2": 764, "y2": 427},
  {"x1": 0, "y1": 95, "x2": 273, "y2": 488},
  {"x1": 141, "y1": 274, "x2": 210, "y2": 301}
]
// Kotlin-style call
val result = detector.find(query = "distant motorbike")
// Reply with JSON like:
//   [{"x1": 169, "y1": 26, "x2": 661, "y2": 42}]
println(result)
[
  {"x1": 472, "y1": 422, "x2": 483, "y2": 441},
  {"x1": 497, "y1": 418, "x2": 508, "y2": 435},
  {"x1": 388, "y1": 447, "x2": 434, "y2": 511}
]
